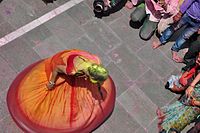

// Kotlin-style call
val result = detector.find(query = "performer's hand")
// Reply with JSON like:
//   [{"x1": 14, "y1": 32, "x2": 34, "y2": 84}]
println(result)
[
  {"x1": 46, "y1": 81, "x2": 55, "y2": 90},
  {"x1": 186, "y1": 86, "x2": 194, "y2": 98},
  {"x1": 173, "y1": 11, "x2": 182, "y2": 22}
]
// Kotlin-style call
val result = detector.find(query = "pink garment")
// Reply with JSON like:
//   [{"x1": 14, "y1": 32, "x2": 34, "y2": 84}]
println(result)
[{"x1": 145, "y1": 0, "x2": 179, "y2": 22}]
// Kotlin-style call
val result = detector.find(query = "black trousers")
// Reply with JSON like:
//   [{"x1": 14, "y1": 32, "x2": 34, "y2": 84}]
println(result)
[{"x1": 182, "y1": 35, "x2": 200, "y2": 71}]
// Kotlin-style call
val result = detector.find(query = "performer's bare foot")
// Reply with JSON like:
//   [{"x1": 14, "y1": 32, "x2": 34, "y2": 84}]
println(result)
[
  {"x1": 171, "y1": 51, "x2": 183, "y2": 63},
  {"x1": 152, "y1": 38, "x2": 162, "y2": 49},
  {"x1": 125, "y1": 1, "x2": 133, "y2": 9}
]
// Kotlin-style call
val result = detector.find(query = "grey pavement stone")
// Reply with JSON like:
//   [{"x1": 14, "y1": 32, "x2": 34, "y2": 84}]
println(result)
[
  {"x1": 82, "y1": 19, "x2": 121, "y2": 53},
  {"x1": 84, "y1": 0, "x2": 94, "y2": 12},
  {"x1": 93, "y1": 125, "x2": 112, "y2": 133},
  {"x1": 135, "y1": 70, "x2": 176, "y2": 107},
  {"x1": 146, "y1": 118, "x2": 158, "y2": 133},
  {"x1": 103, "y1": 102, "x2": 142, "y2": 133},
  {"x1": 67, "y1": 2, "x2": 94, "y2": 25},
  {"x1": 135, "y1": 127, "x2": 147, "y2": 133},
  {"x1": 33, "y1": 35, "x2": 66, "y2": 58},
  {"x1": 0, "y1": 0, "x2": 37, "y2": 29},
  {"x1": 101, "y1": 10, "x2": 124, "y2": 24},
  {"x1": 0, "y1": 13, "x2": 6, "y2": 25},
  {"x1": 109, "y1": 45, "x2": 148, "y2": 81},
  {"x1": 54, "y1": 0, "x2": 71, "y2": 6},
  {"x1": 0, "y1": 39, "x2": 41, "y2": 72},
  {"x1": 0, "y1": 56, "x2": 17, "y2": 92},
  {"x1": 117, "y1": 84, "x2": 157, "y2": 128},
  {"x1": 106, "y1": 62, "x2": 132, "y2": 97},
  {"x1": 109, "y1": 15, "x2": 136, "y2": 41},
  {"x1": 65, "y1": 34, "x2": 111, "y2": 66},
  {"x1": 22, "y1": 0, "x2": 58, "y2": 18},
  {"x1": 121, "y1": 7, "x2": 135, "y2": 17},
  {"x1": 0, "y1": 22, "x2": 15, "y2": 38},
  {"x1": 137, "y1": 43, "x2": 176, "y2": 78},
  {"x1": 21, "y1": 24, "x2": 53, "y2": 47},
  {"x1": 0, "y1": 90, "x2": 7, "y2": 103},
  {"x1": 0, "y1": 115, "x2": 22, "y2": 133},
  {"x1": 0, "y1": 100, "x2": 9, "y2": 122},
  {"x1": 123, "y1": 29, "x2": 147, "y2": 53},
  {"x1": 45, "y1": 12, "x2": 84, "y2": 45}
]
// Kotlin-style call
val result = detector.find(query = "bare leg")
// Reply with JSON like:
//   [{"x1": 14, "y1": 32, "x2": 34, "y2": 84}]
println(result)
[{"x1": 152, "y1": 37, "x2": 162, "y2": 49}]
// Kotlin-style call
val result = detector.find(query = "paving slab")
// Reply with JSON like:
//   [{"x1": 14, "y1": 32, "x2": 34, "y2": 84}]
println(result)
[
  {"x1": 103, "y1": 102, "x2": 142, "y2": 133},
  {"x1": 20, "y1": 24, "x2": 53, "y2": 47},
  {"x1": 109, "y1": 45, "x2": 148, "y2": 81},
  {"x1": 0, "y1": 0, "x2": 37, "y2": 29},
  {"x1": 64, "y1": 34, "x2": 111, "y2": 65},
  {"x1": 0, "y1": 56, "x2": 17, "y2": 92},
  {"x1": 82, "y1": 19, "x2": 121, "y2": 53},
  {"x1": 0, "y1": 39, "x2": 41, "y2": 72},
  {"x1": 67, "y1": 2, "x2": 94, "y2": 25},
  {"x1": 45, "y1": 11, "x2": 85, "y2": 45},
  {"x1": 106, "y1": 62, "x2": 132, "y2": 97},
  {"x1": 135, "y1": 70, "x2": 176, "y2": 107},
  {"x1": 33, "y1": 35, "x2": 66, "y2": 58},
  {"x1": 117, "y1": 84, "x2": 157, "y2": 128},
  {"x1": 137, "y1": 43, "x2": 176, "y2": 79}
]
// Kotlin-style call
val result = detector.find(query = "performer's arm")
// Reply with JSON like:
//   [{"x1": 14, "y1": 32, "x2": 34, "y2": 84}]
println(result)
[{"x1": 47, "y1": 65, "x2": 66, "y2": 90}]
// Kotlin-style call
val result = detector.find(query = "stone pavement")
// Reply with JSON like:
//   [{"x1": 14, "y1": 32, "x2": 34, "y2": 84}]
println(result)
[{"x1": 0, "y1": 0, "x2": 194, "y2": 132}]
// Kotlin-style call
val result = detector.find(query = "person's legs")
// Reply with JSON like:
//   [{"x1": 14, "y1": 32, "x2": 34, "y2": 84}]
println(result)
[
  {"x1": 139, "y1": 16, "x2": 158, "y2": 40},
  {"x1": 184, "y1": 35, "x2": 200, "y2": 64},
  {"x1": 171, "y1": 26, "x2": 200, "y2": 62},
  {"x1": 152, "y1": 13, "x2": 189, "y2": 49}
]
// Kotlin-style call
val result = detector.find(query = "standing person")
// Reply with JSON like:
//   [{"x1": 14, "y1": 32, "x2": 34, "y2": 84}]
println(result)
[
  {"x1": 7, "y1": 49, "x2": 116, "y2": 133},
  {"x1": 152, "y1": 0, "x2": 200, "y2": 63},
  {"x1": 157, "y1": 52, "x2": 200, "y2": 133}
]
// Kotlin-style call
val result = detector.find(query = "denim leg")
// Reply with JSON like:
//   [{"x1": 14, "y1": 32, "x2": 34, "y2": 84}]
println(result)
[
  {"x1": 159, "y1": 26, "x2": 174, "y2": 44},
  {"x1": 159, "y1": 14, "x2": 189, "y2": 44},
  {"x1": 171, "y1": 26, "x2": 199, "y2": 52}
]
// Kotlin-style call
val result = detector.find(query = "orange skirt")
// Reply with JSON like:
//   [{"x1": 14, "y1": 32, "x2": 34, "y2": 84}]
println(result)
[{"x1": 7, "y1": 59, "x2": 116, "y2": 133}]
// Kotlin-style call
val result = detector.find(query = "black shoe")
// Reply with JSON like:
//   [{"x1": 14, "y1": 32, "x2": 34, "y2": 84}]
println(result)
[{"x1": 165, "y1": 82, "x2": 170, "y2": 90}]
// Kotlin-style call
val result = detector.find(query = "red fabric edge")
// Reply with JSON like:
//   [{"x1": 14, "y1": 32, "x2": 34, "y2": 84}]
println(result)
[{"x1": 7, "y1": 60, "x2": 116, "y2": 133}]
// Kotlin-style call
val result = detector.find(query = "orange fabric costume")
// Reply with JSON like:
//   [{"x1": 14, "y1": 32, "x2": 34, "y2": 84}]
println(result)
[{"x1": 7, "y1": 49, "x2": 116, "y2": 133}]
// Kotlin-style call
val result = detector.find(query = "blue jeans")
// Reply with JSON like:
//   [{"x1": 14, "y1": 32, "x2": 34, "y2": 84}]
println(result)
[{"x1": 160, "y1": 13, "x2": 200, "y2": 52}]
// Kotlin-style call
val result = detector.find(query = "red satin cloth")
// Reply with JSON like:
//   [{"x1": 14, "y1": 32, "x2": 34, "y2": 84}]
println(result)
[{"x1": 7, "y1": 50, "x2": 116, "y2": 133}]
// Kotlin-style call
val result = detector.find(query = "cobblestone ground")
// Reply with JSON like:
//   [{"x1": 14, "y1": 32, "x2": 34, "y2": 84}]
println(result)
[{"x1": 0, "y1": 0, "x2": 193, "y2": 132}]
